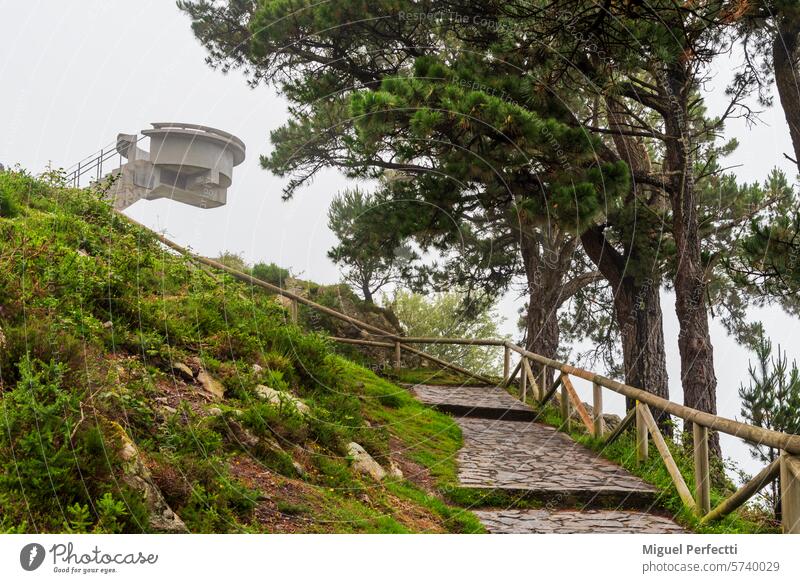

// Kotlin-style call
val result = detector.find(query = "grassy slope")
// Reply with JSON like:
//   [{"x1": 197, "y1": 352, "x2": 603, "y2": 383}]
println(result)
[{"x1": 0, "y1": 170, "x2": 482, "y2": 534}]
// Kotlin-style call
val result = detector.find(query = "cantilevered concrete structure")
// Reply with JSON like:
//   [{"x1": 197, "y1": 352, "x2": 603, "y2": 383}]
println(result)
[{"x1": 107, "y1": 122, "x2": 245, "y2": 210}]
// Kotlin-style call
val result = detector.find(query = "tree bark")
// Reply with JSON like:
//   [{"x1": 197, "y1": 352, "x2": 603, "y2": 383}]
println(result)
[
  {"x1": 773, "y1": 11, "x2": 800, "y2": 173},
  {"x1": 590, "y1": 97, "x2": 671, "y2": 431},
  {"x1": 662, "y1": 63, "x2": 721, "y2": 457},
  {"x1": 518, "y1": 218, "x2": 570, "y2": 389},
  {"x1": 580, "y1": 226, "x2": 671, "y2": 432}
]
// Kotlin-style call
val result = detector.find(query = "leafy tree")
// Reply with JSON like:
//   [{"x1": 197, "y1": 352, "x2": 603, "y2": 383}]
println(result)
[
  {"x1": 739, "y1": 328, "x2": 800, "y2": 518},
  {"x1": 327, "y1": 188, "x2": 415, "y2": 303},
  {"x1": 387, "y1": 290, "x2": 506, "y2": 375},
  {"x1": 727, "y1": 171, "x2": 800, "y2": 314},
  {"x1": 214, "y1": 251, "x2": 248, "y2": 272}
]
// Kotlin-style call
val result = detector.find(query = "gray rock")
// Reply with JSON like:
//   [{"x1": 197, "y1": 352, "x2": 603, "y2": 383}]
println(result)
[
  {"x1": 255, "y1": 385, "x2": 310, "y2": 415},
  {"x1": 225, "y1": 419, "x2": 259, "y2": 449},
  {"x1": 347, "y1": 442, "x2": 386, "y2": 481},
  {"x1": 113, "y1": 421, "x2": 187, "y2": 533},
  {"x1": 197, "y1": 371, "x2": 225, "y2": 401},
  {"x1": 171, "y1": 361, "x2": 195, "y2": 382},
  {"x1": 292, "y1": 461, "x2": 305, "y2": 477}
]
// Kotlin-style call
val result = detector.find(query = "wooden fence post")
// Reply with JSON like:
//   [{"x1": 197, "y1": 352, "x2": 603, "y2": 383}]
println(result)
[
  {"x1": 636, "y1": 402, "x2": 648, "y2": 464},
  {"x1": 592, "y1": 381, "x2": 604, "y2": 438},
  {"x1": 560, "y1": 377, "x2": 571, "y2": 432},
  {"x1": 781, "y1": 451, "x2": 800, "y2": 533},
  {"x1": 540, "y1": 366, "x2": 547, "y2": 403},
  {"x1": 693, "y1": 424, "x2": 711, "y2": 516},
  {"x1": 290, "y1": 299, "x2": 298, "y2": 323},
  {"x1": 394, "y1": 341, "x2": 401, "y2": 371},
  {"x1": 520, "y1": 357, "x2": 528, "y2": 402},
  {"x1": 503, "y1": 345, "x2": 511, "y2": 384}
]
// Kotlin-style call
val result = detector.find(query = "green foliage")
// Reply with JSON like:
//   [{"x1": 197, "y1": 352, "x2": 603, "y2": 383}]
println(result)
[
  {"x1": 386, "y1": 290, "x2": 506, "y2": 375},
  {"x1": 214, "y1": 251, "x2": 249, "y2": 272},
  {"x1": 252, "y1": 261, "x2": 290, "y2": 287},
  {"x1": 328, "y1": 188, "x2": 416, "y2": 303},
  {"x1": 0, "y1": 358, "x2": 146, "y2": 532},
  {"x1": 739, "y1": 328, "x2": 800, "y2": 516}
]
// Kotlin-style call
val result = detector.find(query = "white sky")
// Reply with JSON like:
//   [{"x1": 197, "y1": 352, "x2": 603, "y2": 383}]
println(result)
[{"x1": 2, "y1": 0, "x2": 798, "y2": 477}]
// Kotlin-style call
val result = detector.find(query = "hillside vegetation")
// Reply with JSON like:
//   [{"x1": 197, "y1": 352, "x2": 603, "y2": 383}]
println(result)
[{"x1": 0, "y1": 170, "x2": 482, "y2": 533}]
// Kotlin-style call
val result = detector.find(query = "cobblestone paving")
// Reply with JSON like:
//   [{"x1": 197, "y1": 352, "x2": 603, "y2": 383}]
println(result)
[
  {"x1": 456, "y1": 417, "x2": 657, "y2": 499},
  {"x1": 408, "y1": 383, "x2": 684, "y2": 533},
  {"x1": 473, "y1": 509, "x2": 685, "y2": 534},
  {"x1": 411, "y1": 384, "x2": 535, "y2": 420}
]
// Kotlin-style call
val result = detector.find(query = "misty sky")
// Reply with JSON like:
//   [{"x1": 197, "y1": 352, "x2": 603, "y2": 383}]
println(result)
[{"x1": 2, "y1": 1, "x2": 798, "y2": 476}]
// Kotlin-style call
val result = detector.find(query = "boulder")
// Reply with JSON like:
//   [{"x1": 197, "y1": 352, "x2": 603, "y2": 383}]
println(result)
[
  {"x1": 197, "y1": 371, "x2": 225, "y2": 401},
  {"x1": 347, "y1": 442, "x2": 386, "y2": 481},
  {"x1": 255, "y1": 385, "x2": 310, "y2": 415},
  {"x1": 171, "y1": 361, "x2": 194, "y2": 382},
  {"x1": 111, "y1": 421, "x2": 188, "y2": 533},
  {"x1": 602, "y1": 413, "x2": 622, "y2": 433}
]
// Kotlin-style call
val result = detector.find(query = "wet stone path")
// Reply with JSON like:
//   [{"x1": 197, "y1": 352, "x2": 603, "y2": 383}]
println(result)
[
  {"x1": 410, "y1": 384, "x2": 684, "y2": 534},
  {"x1": 473, "y1": 509, "x2": 685, "y2": 534}
]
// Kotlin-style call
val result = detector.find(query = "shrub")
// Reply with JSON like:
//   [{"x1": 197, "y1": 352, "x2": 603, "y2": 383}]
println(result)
[{"x1": 252, "y1": 262, "x2": 290, "y2": 287}]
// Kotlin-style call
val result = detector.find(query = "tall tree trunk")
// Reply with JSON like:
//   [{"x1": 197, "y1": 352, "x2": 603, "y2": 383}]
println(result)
[
  {"x1": 663, "y1": 63, "x2": 721, "y2": 457},
  {"x1": 595, "y1": 97, "x2": 670, "y2": 431},
  {"x1": 518, "y1": 218, "x2": 568, "y2": 390},
  {"x1": 361, "y1": 276, "x2": 374, "y2": 304},
  {"x1": 580, "y1": 227, "x2": 671, "y2": 432},
  {"x1": 773, "y1": 11, "x2": 800, "y2": 173}
]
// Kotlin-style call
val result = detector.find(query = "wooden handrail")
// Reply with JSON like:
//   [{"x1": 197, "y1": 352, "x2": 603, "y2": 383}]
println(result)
[{"x1": 504, "y1": 341, "x2": 800, "y2": 454}]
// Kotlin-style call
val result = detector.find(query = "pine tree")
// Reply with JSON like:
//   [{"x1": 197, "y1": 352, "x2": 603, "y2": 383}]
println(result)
[
  {"x1": 327, "y1": 188, "x2": 415, "y2": 303},
  {"x1": 739, "y1": 328, "x2": 800, "y2": 518}
]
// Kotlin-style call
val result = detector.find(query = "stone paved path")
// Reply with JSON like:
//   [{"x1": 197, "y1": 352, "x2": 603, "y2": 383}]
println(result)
[
  {"x1": 412, "y1": 384, "x2": 536, "y2": 421},
  {"x1": 457, "y1": 417, "x2": 658, "y2": 506},
  {"x1": 474, "y1": 509, "x2": 685, "y2": 534},
  {"x1": 408, "y1": 383, "x2": 683, "y2": 534}
]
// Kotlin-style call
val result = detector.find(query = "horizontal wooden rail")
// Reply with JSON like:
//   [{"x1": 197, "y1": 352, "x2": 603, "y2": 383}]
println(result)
[
  {"x1": 503, "y1": 341, "x2": 800, "y2": 454},
  {"x1": 327, "y1": 336, "x2": 496, "y2": 385},
  {"x1": 396, "y1": 336, "x2": 507, "y2": 346},
  {"x1": 329, "y1": 336, "x2": 394, "y2": 348}
]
